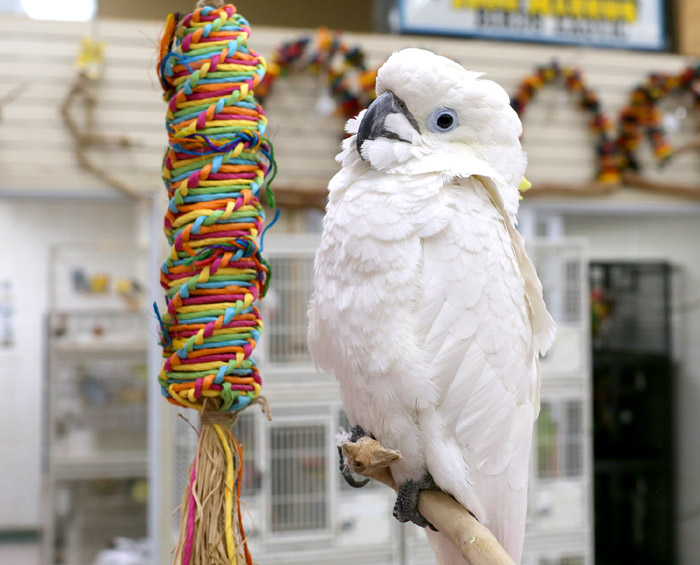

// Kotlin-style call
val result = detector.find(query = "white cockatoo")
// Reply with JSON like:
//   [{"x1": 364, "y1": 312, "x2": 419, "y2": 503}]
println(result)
[{"x1": 307, "y1": 48, "x2": 556, "y2": 564}]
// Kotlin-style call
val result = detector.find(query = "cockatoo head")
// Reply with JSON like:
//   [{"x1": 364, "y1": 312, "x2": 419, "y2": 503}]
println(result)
[{"x1": 352, "y1": 48, "x2": 526, "y2": 205}]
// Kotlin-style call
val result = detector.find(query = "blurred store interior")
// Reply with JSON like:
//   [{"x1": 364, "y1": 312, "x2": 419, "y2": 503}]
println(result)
[{"x1": 0, "y1": 0, "x2": 699, "y2": 564}]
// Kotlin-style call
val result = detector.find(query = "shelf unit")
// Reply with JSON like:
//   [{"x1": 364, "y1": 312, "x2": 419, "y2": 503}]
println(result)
[
  {"x1": 43, "y1": 242, "x2": 150, "y2": 565},
  {"x1": 43, "y1": 310, "x2": 150, "y2": 565}
]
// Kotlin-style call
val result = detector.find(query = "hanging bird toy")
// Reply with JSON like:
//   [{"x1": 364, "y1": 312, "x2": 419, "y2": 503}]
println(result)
[{"x1": 157, "y1": 2, "x2": 275, "y2": 563}]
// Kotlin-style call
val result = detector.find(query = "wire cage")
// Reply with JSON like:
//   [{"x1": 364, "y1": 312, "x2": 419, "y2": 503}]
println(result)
[
  {"x1": 48, "y1": 311, "x2": 149, "y2": 454},
  {"x1": 53, "y1": 478, "x2": 148, "y2": 565},
  {"x1": 590, "y1": 262, "x2": 676, "y2": 564},
  {"x1": 45, "y1": 309, "x2": 150, "y2": 564},
  {"x1": 537, "y1": 399, "x2": 584, "y2": 480},
  {"x1": 50, "y1": 309, "x2": 149, "y2": 348},
  {"x1": 169, "y1": 404, "x2": 398, "y2": 563},
  {"x1": 263, "y1": 256, "x2": 316, "y2": 364},
  {"x1": 49, "y1": 242, "x2": 148, "y2": 313},
  {"x1": 165, "y1": 237, "x2": 591, "y2": 564},
  {"x1": 43, "y1": 241, "x2": 150, "y2": 564},
  {"x1": 534, "y1": 556, "x2": 585, "y2": 565},
  {"x1": 589, "y1": 262, "x2": 672, "y2": 355},
  {"x1": 528, "y1": 240, "x2": 586, "y2": 328}
]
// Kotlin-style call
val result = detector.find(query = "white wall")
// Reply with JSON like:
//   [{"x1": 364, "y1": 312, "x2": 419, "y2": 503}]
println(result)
[
  {"x1": 1, "y1": 16, "x2": 697, "y2": 199},
  {"x1": 563, "y1": 212, "x2": 700, "y2": 565},
  {"x1": 0, "y1": 199, "x2": 139, "y2": 529}
]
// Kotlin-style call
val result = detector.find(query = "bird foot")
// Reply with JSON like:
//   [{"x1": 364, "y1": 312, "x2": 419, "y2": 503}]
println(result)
[
  {"x1": 338, "y1": 425, "x2": 372, "y2": 488},
  {"x1": 393, "y1": 474, "x2": 439, "y2": 531}
]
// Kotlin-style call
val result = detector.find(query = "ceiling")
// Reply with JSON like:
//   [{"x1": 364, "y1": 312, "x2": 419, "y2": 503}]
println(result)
[{"x1": 97, "y1": 0, "x2": 376, "y2": 32}]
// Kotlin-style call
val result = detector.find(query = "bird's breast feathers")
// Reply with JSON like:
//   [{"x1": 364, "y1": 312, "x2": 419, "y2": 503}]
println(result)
[{"x1": 309, "y1": 169, "x2": 540, "y2": 382}]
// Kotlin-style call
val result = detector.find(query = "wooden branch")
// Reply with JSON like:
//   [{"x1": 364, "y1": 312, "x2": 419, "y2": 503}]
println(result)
[
  {"x1": 0, "y1": 82, "x2": 26, "y2": 121},
  {"x1": 523, "y1": 181, "x2": 620, "y2": 198},
  {"x1": 668, "y1": 136, "x2": 700, "y2": 160},
  {"x1": 60, "y1": 74, "x2": 146, "y2": 202},
  {"x1": 622, "y1": 171, "x2": 700, "y2": 200},
  {"x1": 272, "y1": 173, "x2": 700, "y2": 209},
  {"x1": 272, "y1": 182, "x2": 625, "y2": 208},
  {"x1": 341, "y1": 437, "x2": 515, "y2": 565},
  {"x1": 273, "y1": 187, "x2": 327, "y2": 210}
]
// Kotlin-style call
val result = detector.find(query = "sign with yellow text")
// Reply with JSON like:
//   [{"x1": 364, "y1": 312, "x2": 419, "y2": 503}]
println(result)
[{"x1": 399, "y1": 0, "x2": 666, "y2": 50}]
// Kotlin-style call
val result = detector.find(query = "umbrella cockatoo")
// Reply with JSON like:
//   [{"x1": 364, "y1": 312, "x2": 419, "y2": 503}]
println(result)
[{"x1": 307, "y1": 48, "x2": 555, "y2": 564}]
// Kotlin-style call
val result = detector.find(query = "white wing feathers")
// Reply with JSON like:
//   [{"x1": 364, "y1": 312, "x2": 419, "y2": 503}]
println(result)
[
  {"x1": 420, "y1": 178, "x2": 536, "y2": 473},
  {"x1": 416, "y1": 176, "x2": 553, "y2": 562},
  {"x1": 478, "y1": 175, "x2": 557, "y2": 356}
]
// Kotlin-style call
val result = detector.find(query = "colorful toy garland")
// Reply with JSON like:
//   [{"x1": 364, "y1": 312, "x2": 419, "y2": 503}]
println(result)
[
  {"x1": 616, "y1": 64, "x2": 700, "y2": 171},
  {"x1": 257, "y1": 28, "x2": 377, "y2": 120},
  {"x1": 157, "y1": 4, "x2": 274, "y2": 564},
  {"x1": 511, "y1": 61, "x2": 620, "y2": 184}
]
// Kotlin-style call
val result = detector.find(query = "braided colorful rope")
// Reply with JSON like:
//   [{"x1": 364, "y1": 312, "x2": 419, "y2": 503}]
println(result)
[
  {"x1": 617, "y1": 64, "x2": 700, "y2": 171},
  {"x1": 511, "y1": 61, "x2": 620, "y2": 184},
  {"x1": 156, "y1": 4, "x2": 274, "y2": 415},
  {"x1": 257, "y1": 28, "x2": 377, "y2": 120}
]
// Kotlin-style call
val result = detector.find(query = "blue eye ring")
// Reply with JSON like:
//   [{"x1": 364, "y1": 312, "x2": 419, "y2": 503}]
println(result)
[{"x1": 427, "y1": 108, "x2": 458, "y2": 133}]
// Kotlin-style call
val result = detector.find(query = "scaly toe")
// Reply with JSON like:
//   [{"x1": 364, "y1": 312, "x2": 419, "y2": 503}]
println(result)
[{"x1": 393, "y1": 474, "x2": 438, "y2": 531}]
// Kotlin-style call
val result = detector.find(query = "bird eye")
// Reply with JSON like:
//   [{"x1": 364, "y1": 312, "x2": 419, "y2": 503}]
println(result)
[{"x1": 427, "y1": 108, "x2": 458, "y2": 133}]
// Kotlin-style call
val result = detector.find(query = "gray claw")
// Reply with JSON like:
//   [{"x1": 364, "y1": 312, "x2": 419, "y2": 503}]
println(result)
[{"x1": 338, "y1": 446, "x2": 370, "y2": 488}]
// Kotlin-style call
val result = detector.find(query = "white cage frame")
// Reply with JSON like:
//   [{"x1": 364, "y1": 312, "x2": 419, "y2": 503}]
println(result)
[{"x1": 155, "y1": 233, "x2": 592, "y2": 565}]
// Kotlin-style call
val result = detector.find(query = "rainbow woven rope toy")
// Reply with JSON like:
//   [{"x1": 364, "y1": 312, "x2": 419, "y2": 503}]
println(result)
[
  {"x1": 157, "y1": 3, "x2": 275, "y2": 563},
  {"x1": 511, "y1": 61, "x2": 620, "y2": 184},
  {"x1": 617, "y1": 64, "x2": 700, "y2": 172},
  {"x1": 257, "y1": 28, "x2": 377, "y2": 120}
]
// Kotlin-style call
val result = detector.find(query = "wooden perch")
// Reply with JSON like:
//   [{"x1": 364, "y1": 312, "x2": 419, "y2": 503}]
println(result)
[
  {"x1": 621, "y1": 171, "x2": 700, "y2": 200},
  {"x1": 668, "y1": 136, "x2": 700, "y2": 160},
  {"x1": 341, "y1": 437, "x2": 515, "y2": 565}
]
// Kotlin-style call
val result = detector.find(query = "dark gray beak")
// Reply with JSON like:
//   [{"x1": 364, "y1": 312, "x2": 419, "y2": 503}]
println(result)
[{"x1": 356, "y1": 91, "x2": 420, "y2": 158}]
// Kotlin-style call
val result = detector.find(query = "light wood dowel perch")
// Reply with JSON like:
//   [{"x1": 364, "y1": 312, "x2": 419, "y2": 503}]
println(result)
[{"x1": 341, "y1": 437, "x2": 515, "y2": 565}]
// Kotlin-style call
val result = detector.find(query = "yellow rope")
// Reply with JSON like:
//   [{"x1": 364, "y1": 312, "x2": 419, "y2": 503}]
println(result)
[{"x1": 213, "y1": 423, "x2": 237, "y2": 564}]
